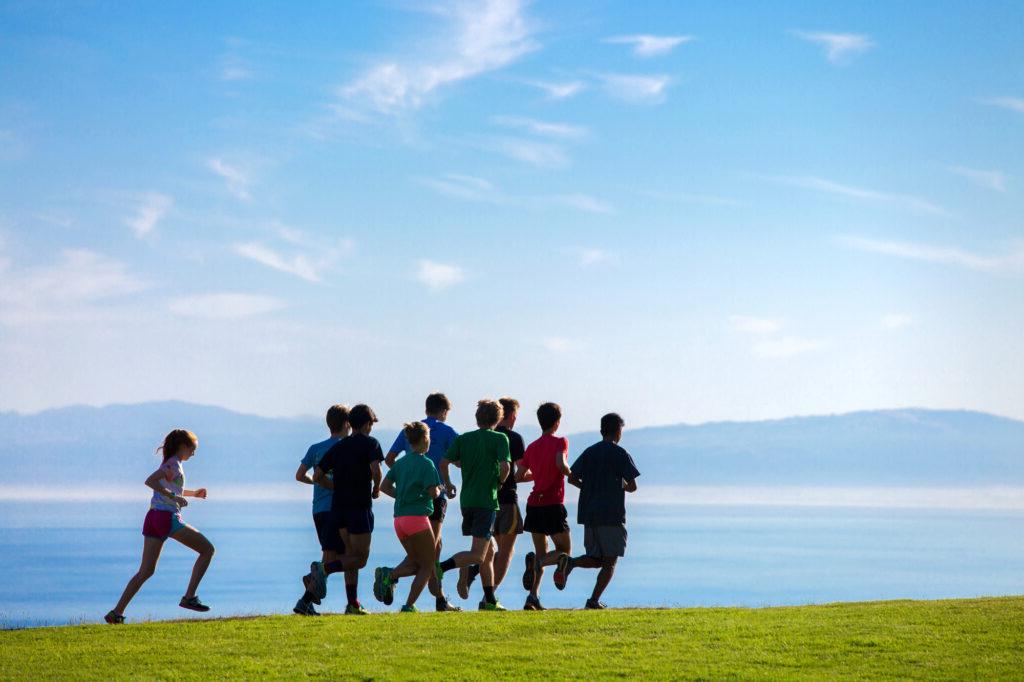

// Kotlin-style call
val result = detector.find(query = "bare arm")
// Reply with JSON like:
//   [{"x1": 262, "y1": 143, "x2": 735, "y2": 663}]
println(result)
[
  {"x1": 425, "y1": 484, "x2": 442, "y2": 499},
  {"x1": 568, "y1": 473, "x2": 582, "y2": 488},
  {"x1": 384, "y1": 450, "x2": 400, "y2": 469},
  {"x1": 498, "y1": 460, "x2": 510, "y2": 486},
  {"x1": 183, "y1": 488, "x2": 207, "y2": 499},
  {"x1": 313, "y1": 466, "x2": 334, "y2": 490},
  {"x1": 145, "y1": 469, "x2": 186, "y2": 507},
  {"x1": 295, "y1": 463, "x2": 313, "y2": 485},
  {"x1": 440, "y1": 458, "x2": 457, "y2": 497},
  {"x1": 380, "y1": 477, "x2": 396, "y2": 499},
  {"x1": 515, "y1": 462, "x2": 533, "y2": 483},
  {"x1": 370, "y1": 460, "x2": 382, "y2": 498},
  {"x1": 624, "y1": 478, "x2": 638, "y2": 493},
  {"x1": 557, "y1": 451, "x2": 571, "y2": 477}
]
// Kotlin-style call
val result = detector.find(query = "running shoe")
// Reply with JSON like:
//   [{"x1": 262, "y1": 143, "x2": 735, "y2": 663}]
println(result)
[
  {"x1": 293, "y1": 599, "x2": 320, "y2": 616},
  {"x1": 104, "y1": 610, "x2": 125, "y2": 625},
  {"x1": 584, "y1": 598, "x2": 607, "y2": 610},
  {"x1": 373, "y1": 567, "x2": 395, "y2": 605},
  {"x1": 400, "y1": 604, "x2": 419, "y2": 613},
  {"x1": 523, "y1": 595, "x2": 545, "y2": 611},
  {"x1": 302, "y1": 573, "x2": 322, "y2": 606},
  {"x1": 309, "y1": 560, "x2": 327, "y2": 601},
  {"x1": 457, "y1": 566, "x2": 470, "y2": 600},
  {"x1": 435, "y1": 598, "x2": 463, "y2": 612},
  {"x1": 553, "y1": 553, "x2": 571, "y2": 591},
  {"x1": 522, "y1": 551, "x2": 537, "y2": 591},
  {"x1": 179, "y1": 596, "x2": 210, "y2": 612},
  {"x1": 345, "y1": 602, "x2": 370, "y2": 615},
  {"x1": 478, "y1": 600, "x2": 507, "y2": 612}
]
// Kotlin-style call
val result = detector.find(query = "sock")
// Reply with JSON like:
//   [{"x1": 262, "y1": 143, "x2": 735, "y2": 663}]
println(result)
[
  {"x1": 468, "y1": 564, "x2": 480, "y2": 581},
  {"x1": 301, "y1": 590, "x2": 315, "y2": 603},
  {"x1": 436, "y1": 594, "x2": 447, "y2": 607},
  {"x1": 345, "y1": 582, "x2": 358, "y2": 606},
  {"x1": 440, "y1": 558, "x2": 457, "y2": 573},
  {"x1": 482, "y1": 585, "x2": 496, "y2": 604},
  {"x1": 324, "y1": 561, "x2": 344, "y2": 575}
]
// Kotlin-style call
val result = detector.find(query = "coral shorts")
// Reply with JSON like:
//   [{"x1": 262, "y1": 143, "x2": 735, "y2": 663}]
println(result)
[{"x1": 393, "y1": 515, "x2": 431, "y2": 540}]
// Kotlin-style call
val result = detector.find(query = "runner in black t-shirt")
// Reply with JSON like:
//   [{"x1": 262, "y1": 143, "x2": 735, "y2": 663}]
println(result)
[{"x1": 304, "y1": 404, "x2": 384, "y2": 615}]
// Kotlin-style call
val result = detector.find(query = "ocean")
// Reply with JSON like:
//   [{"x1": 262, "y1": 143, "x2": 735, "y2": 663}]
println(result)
[{"x1": 2, "y1": 497, "x2": 1022, "y2": 628}]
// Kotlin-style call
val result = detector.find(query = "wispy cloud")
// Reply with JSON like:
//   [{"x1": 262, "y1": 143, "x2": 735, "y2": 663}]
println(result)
[
  {"x1": 946, "y1": 166, "x2": 1007, "y2": 192},
  {"x1": 486, "y1": 136, "x2": 569, "y2": 168},
  {"x1": 548, "y1": 193, "x2": 613, "y2": 213},
  {"x1": 639, "y1": 190, "x2": 741, "y2": 207},
  {"x1": 881, "y1": 313, "x2": 913, "y2": 330},
  {"x1": 769, "y1": 175, "x2": 948, "y2": 216},
  {"x1": 234, "y1": 242, "x2": 323, "y2": 283},
  {"x1": 731, "y1": 315, "x2": 783, "y2": 335},
  {"x1": 840, "y1": 235, "x2": 1024, "y2": 275},
  {"x1": 792, "y1": 31, "x2": 874, "y2": 64},
  {"x1": 605, "y1": 34, "x2": 694, "y2": 58},
  {"x1": 341, "y1": 0, "x2": 536, "y2": 114},
  {"x1": 125, "y1": 193, "x2": 172, "y2": 238},
  {"x1": 168, "y1": 293, "x2": 285, "y2": 319},
  {"x1": 417, "y1": 173, "x2": 500, "y2": 202},
  {"x1": 577, "y1": 248, "x2": 615, "y2": 267},
  {"x1": 492, "y1": 115, "x2": 587, "y2": 138},
  {"x1": 979, "y1": 96, "x2": 1024, "y2": 114},
  {"x1": 207, "y1": 157, "x2": 251, "y2": 200},
  {"x1": 416, "y1": 260, "x2": 465, "y2": 290},
  {"x1": 523, "y1": 79, "x2": 585, "y2": 99},
  {"x1": 600, "y1": 74, "x2": 670, "y2": 104}
]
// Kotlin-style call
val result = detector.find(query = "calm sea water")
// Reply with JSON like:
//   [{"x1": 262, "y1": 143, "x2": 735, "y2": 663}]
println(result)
[{"x1": 1, "y1": 499, "x2": 1022, "y2": 628}]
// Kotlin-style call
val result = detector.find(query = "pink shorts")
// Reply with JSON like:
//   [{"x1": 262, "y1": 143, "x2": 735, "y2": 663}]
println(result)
[{"x1": 394, "y1": 515, "x2": 431, "y2": 540}]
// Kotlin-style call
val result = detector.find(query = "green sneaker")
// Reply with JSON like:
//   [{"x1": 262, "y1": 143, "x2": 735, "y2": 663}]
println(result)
[
  {"x1": 373, "y1": 567, "x2": 395, "y2": 605},
  {"x1": 478, "y1": 600, "x2": 507, "y2": 612},
  {"x1": 345, "y1": 602, "x2": 370, "y2": 615},
  {"x1": 400, "y1": 604, "x2": 419, "y2": 613}
]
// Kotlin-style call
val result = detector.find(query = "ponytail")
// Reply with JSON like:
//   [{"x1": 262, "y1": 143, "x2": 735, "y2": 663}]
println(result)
[{"x1": 157, "y1": 429, "x2": 198, "y2": 461}]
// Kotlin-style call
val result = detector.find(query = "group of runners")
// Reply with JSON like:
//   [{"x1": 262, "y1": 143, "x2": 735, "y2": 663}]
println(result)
[{"x1": 104, "y1": 393, "x2": 640, "y2": 623}]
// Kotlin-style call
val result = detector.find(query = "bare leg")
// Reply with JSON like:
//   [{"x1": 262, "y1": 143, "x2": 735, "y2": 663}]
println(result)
[
  {"x1": 171, "y1": 526, "x2": 215, "y2": 599},
  {"x1": 493, "y1": 532, "x2": 517, "y2": 588},
  {"x1": 113, "y1": 537, "x2": 165, "y2": 615},
  {"x1": 591, "y1": 557, "x2": 618, "y2": 602},
  {"x1": 443, "y1": 536, "x2": 493, "y2": 569},
  {"x1": 530, "y1": 533, "x2": 548, "y2": 597},
  {"x1": 478, "y1": 539, "x2": 496, "y2": 586},
  {"x1": 540, "y1": 531, "x2": 570, "y2": 566},
  {"x1": 403, "y1": 528, "x2": 437, "y2": 607},
  {"x1": 428, "y1": 519, "x2": 443, "y2": 597}
]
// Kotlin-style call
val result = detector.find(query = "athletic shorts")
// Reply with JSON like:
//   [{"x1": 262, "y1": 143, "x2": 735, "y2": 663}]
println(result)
[
  {"x1": 313, "y1": 511, "x2": 346, "y2": 553},
  {"x1": 394, "y1": 515, "x2": 431, "y2": 541},
  {"x1": 584, "y1": 524, "x2": 628, "y2": 558},
  {"x1": 330, "y1": 507, "x2": 374, "y2": 535},
  {"x1": 461, "y1": 507, "x2": 497, "y2": 539},
  {"x1": 429, "y1": 492, "x2": 448, "y2": 524},
  {"x1": 142, "y1": 509, "x2": 186, "y2": 540},
  {"x1": 493, "y1": 502, "x2": 524, "y2": 536},
  {"x1": 524, "y1": 504, "x2": 569, "y2": 537}
]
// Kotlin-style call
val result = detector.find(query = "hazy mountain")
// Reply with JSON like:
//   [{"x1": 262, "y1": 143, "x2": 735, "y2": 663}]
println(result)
[{"x1": 1, "y1": 402, "x2": 1021, "y2": 488}]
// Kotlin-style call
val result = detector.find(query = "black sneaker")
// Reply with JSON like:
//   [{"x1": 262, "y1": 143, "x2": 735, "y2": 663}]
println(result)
[
  {"x1": 584, "y1": 598, "x2": 607, "y2": 610},
  {"x1": 293, "y1": 599, "x2": 320, "y2": 616},
  {"x1": 523, "y1": 595, "x2": 545, "y2": 611},
  {"x1": 104, "y1": 610, "x2": 125, "y2": 624},
  {"x1": 435, "y1": 598, "x2": 463, "y2": 612},
  {"x1": 179, "y1": 596, "x2": 210, "y2": 612},
  {"x1": 522, "y1": 551, "x2": 536, "y2": 591}
]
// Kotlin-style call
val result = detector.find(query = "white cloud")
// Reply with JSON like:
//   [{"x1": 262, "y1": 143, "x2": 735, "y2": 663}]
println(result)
[
  {"x1": 605, "y1": 34, "x2": 694, "y2": 58},
  {"x1": 524, "y1": 79, "x2": 586, "y2": 99},
  {"x1": 792, "y1": 31, "x2": 874, "y2": 64},
  {"x1": 753, "y1": 336, "x2": 824, "y2": 359},
  {"x1": 881, "y1": 313, "x2": 913, "y2": 330},
  {"x1": 979, "y1": 96, "x2": 1024, "y2": 113},
  {"x1": 770, "y1": 175, "x2": 948, "y2": 216},
  {"x1": 492, "y1": 115, "x2": 587, "y2": 138},
  {"x1": 234, "y1": 242, "x2": 323, "y2": 283},
  {"x1": 548, "y1": 193, "x2": 613, "y2": 213},
  {"x1": 207, "y1": 158, "x2": 251, "y2": 200},
  {"x1": 577, "y1": 248, "x2": 615, "y2": 267},
  {"x1": 417, "y1": 173, "x2": 500, "y2": 203},
  {"x1": 219, "y1": 54, "x2": 253, "y2": 82},
  {"x1": 125, "y1": 193, "x2": 172, "y2": 238},
  {"x1": 168, "y1": 293, "x2": 285, "y2": 319},
  {"x1": 341, "y1": 0, "x2": 536, "y2": 113},
  {"x1": 488, "y1": 136, "x2": 568, "y2": 168},
  {"x1": 600, "y1": 74, "x2": 670, "y2": 104},
  {"x1": 731, "y1": 315, "x2": 783, "y2": 335},
  {"x1": 416, "y1": 260, "x2": 466, "y2": 290},
  {"x1": 639, "y1": 190, "x2": 740, "y2": 206},
  {"x1": 542, "y1": 336, "x2": 577, "y2": 353},
  {"x1": 946, "y1": 166, "x2": 1007, "y2": 192},
  {"x1": 840, "y1": 235, "x2": 1024, "y2": 275}
]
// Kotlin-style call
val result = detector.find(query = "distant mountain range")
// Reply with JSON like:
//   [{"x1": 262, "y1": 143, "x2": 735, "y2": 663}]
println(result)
[{"x1": 1, "y1": 402, "x2": 1021, "y2": 488}]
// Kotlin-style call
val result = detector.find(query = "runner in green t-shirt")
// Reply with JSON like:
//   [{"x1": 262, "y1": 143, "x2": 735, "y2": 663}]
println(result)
[
  {"x1": 373, "y1": 422, "x2": 443, "y2": 612},
  {"x1": 436, "y1": 399, "x2": 512, "y2": 611}
]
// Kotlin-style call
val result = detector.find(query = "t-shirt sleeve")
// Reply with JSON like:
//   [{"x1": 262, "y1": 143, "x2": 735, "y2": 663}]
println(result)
[
  {"x1": 388, "y1": 431, "x2": 407, "y2": 455},
  {"x1": 509, "y1": 433, "x2": 525, "y2": 462},
  {"x1": 318, "y1": 447, "x2": 335, "y2": 474},
  {"x1": 445, "y1": 436, "x2": 461, "y2": 462},
  {"x1": 496, "y1": 433, "x2": 511, "y2": 463},
  {"x1": 300, "y1": 445, "x2": 318, "y2": 468},
  {"x1": 619, "y1": 449, "x2": 641, "y2": 480},
  {"x1": 369, "y1": 439, "x2": 384, "y2": 463},
  {"x1": 569, "y1": 450, "x2": 588, "y2": 478},
  {"x1": 425, "y1": 460, "x2": 441, "y2": 487}
]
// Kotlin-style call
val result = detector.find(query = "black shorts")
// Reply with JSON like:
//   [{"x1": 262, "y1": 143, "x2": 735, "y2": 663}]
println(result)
[
  {"x1": 461, "y1": 507, "x2": 497, "y2": 539},
  {"x1": 313, "y1": 511, "x2": 346, "y2": 553},
  {"x1": 493, "y1": 502, "x2": 523, "y2": 537},
  {"x1": 524, "y1": 504, "x2": 569, "y2": 536},
  {"x1": 429, "y1": 492, "x2": 448, "y2": 524},
  {"x1": 330, "y1": 507, "x2": 374, "y2": 535}
]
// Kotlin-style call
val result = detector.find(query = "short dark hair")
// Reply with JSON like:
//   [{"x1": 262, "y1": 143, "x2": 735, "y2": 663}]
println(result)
[
  {"x1": 475, "y1": 399, "x2": 503, "y2": 428},
  {"x1": 600, "y1": 413, "x2": 624, "y2": 437},
  {"x1": 326, "y1": 404, "x2": 349, "y2": 432},
  {"x1": 536, "y1": 402, "x2": 562, "y2": 431},
  {"x1": 348, "y1": 404, "x2": 378, "y2": 430},
  {"x1": 425, "y1": 392, "x2": 451, "y2": 415},
  {"x1": 498, "y1": 397, "x2": 519, "y2": 418}
]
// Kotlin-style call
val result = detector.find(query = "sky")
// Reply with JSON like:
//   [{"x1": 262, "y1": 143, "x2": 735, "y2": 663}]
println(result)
[{"x1": 0, "y1": 0, "x2": 1022, "y2": 433}]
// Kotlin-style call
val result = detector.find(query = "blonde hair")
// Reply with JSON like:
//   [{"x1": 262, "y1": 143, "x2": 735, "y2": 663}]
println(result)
[
  {"x1": 157, "y1": 429, "x2": 198, "y2": 461},
  {"x1": 404, "y1": 421, "x2": 430, "y2": 454}
]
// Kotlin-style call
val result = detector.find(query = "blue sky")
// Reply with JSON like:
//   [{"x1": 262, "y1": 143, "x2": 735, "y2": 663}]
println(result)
[{"x1": 0, "y1": 0, "x2": 1021, "y2": 432}]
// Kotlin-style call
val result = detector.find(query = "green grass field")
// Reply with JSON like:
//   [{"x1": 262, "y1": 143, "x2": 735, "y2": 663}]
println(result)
[{"x1": 2, "y1": 597, "x2": 1022, "y2": 680}]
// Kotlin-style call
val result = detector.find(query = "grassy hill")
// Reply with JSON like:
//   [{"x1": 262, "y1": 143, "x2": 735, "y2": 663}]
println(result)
[{"x1": 2, "y1": 597, "x2": 1022, "y2": 680}]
